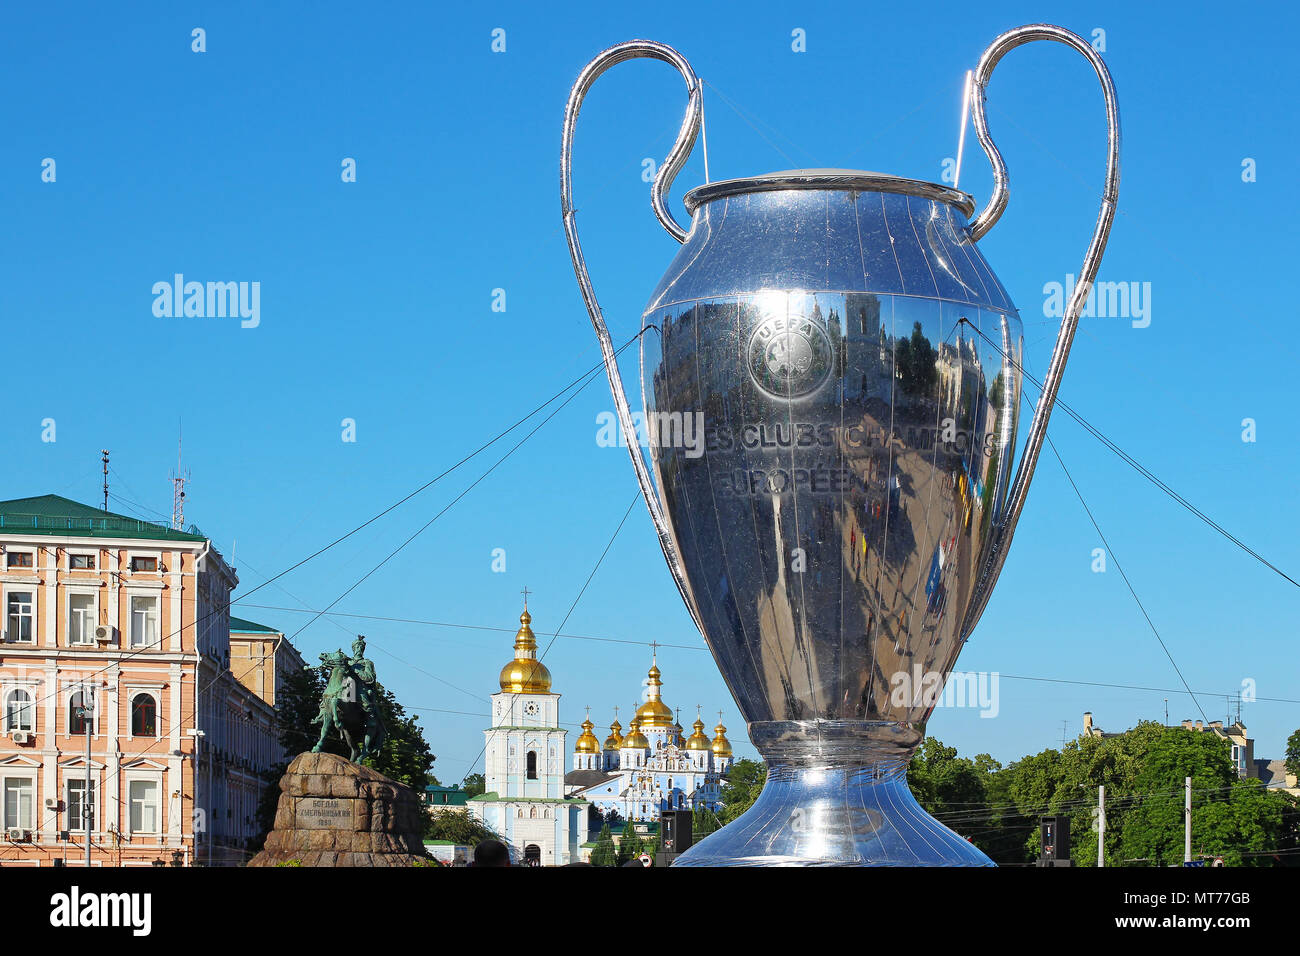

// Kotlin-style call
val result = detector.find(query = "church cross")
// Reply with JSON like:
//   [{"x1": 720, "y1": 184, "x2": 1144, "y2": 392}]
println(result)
[
  {"x1": 649, "y1": 640, "x2": 659, "y2": 662},
  {"x1": 520, "y1": 585, "x2": 531, "y2": 609}
]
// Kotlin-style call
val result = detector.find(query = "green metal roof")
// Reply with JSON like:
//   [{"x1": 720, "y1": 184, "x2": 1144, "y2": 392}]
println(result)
[
  {"x1": 229, "y1": 617, "x2": 280, "y2": 634},
  {"x1": 0, "y1": 495, "x2": 206, "y2": 543}
]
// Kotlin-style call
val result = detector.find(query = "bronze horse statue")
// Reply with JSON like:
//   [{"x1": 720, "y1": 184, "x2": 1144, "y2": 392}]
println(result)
[{"x1": 310, "y1": 646, "x2": 385, "y2": 762}]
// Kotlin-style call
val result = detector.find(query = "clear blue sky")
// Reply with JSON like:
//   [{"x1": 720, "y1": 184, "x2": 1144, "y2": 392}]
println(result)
[{"x1": 2, "y1": 1, "x2": 1296, "y2": 779}]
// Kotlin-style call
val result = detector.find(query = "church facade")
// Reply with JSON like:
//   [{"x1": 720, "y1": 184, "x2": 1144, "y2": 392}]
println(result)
[
  {"x1": 466, "y1": 608, "x2": 586, "y2": 866},
  {"x1": 565, "y1": 658, "x2": 733, "y2": 824}
]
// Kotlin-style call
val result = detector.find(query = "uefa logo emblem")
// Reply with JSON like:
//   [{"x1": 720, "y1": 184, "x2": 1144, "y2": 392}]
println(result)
[{"x1": 747, "y1": 313, "x2": 834, "y2": 399}]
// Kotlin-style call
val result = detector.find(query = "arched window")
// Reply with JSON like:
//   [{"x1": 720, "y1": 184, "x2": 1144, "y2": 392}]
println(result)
[
  {"x1": 529, "y1": 806, "x2": 537, "y2": 819},
  {"x1": 526, "y1": 750, "x2": 537, "y2": 780},
  {"x1": 4, "y1": 689, "x2": 33, "y2": 732},
  {"x1": 69, "y1": 689, "x2": 94, "y2": 736},
  {"x1": 131, "y1": 694, "x2": 157, "y2": 737}
]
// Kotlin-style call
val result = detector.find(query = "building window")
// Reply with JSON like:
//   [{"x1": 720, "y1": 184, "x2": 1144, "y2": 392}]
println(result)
[
  {"x1": 69, "y1": 689, "x2": 95, "y2": 735},
  {"x1": 6, "y1": 552, "x2": 33, "y2": 569},
  {"x1": 68, "y1": 594, "x2": 96, "y2": 645},
  {"x1": 128, "y1": 780, "x2": 159, "y2": 834},
  {"x1": 130, "y1": 556, "x2": 158, "y2": 572},
  {"x1": 526, "y1": 751, "x2": 537, "y2": 780},
  {"x1": 67, "y1": 779, "x2": 95, "y2": 831},
  {"x1": 69, "y1": 553, "x2": 95, "y2": 570},
  {"x1": 4, "y1": 689, "x2": 34, "y2": 732},
  {"x1": 3, "y1": 778, "x2": 33, "y2": 830},
  {"x1": 5, "y1": 592, "x2": 34, "y2": 644},
  {"x1": 131, "y1": 694, "x2": 157, "y2": 737},
  {"x1": 130, "y1": 596, "x2": 159, "y2": 648}
]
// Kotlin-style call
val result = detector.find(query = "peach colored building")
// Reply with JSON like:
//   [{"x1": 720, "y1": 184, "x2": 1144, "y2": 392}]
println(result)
[
  {"x1": 0, "y1": 494, "x2": 296, "y2": 866},
  {"x1": 229, "y1": 618, "x2": 305, "y2": 709}
]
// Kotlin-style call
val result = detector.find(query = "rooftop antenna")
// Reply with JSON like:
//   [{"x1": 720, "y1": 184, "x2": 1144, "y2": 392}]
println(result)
[
  {"x1": 101, "y1": 450, "x2": 110, "y2": 512},
  {"x1": 170, "y1": 428, "x2": 191, "y2": 531}
]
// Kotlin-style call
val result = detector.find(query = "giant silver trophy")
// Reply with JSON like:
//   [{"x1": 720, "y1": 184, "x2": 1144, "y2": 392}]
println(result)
[{"x1": 562, "y1": 24, "x2": 1119, "y2": 865}]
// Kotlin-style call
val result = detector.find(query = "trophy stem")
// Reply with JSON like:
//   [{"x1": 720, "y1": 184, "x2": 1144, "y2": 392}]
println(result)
[{"x1": 673, "y1": 720, "x2": 994, "y2": 866}]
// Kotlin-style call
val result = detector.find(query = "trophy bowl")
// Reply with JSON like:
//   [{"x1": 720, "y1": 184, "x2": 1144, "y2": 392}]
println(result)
[{"x1": 562, "y1": 28, "x2": 1119, "y2": 865}]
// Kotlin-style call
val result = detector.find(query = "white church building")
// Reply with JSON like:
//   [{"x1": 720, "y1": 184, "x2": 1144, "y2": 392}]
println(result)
[
  {"x1": 466, "y1": 607, "x2": 586, "y2": 866},
  {"x1": 564, "y1": 656, "x2": 733, "y2": 824}
]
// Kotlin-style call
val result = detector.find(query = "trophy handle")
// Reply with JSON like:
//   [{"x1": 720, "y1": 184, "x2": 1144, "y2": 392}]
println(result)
[
  {"x1": 961, "y1": 24, "x2": 1121, "y2": 635},
  {"x1": 560, "y1": 40, "x2": 706, "y2": 632}
]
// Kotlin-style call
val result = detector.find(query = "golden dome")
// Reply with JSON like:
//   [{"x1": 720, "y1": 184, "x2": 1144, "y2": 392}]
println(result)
[
  {"x1": 498, "y1": 609, "x2": 552, "y2": 693},
  {"x1": 621, "y1": 716, "x2": 649, "y2": 750},
  {"x1": 711, "y1": 720, "x2": 733, "y2": 757},
  {"x1": 575, "y1": 715, "x2": 600, "y2": 754},
  {"x1": 685, "y1": 716, "x2": 710, "y2": 751},
  {"x1": 603, "y1": 718, "x2": 623, "y2": 751},
  {"x1": 634, "y1": 660, "x2": 674, "y2": 728}
]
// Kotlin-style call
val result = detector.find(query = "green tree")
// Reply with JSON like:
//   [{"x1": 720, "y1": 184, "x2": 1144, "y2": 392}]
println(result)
[
  {"x1": 692, "y1": 805, "x2": 721, "y2": 840},
  {"x1": 1192, "y1": 780, "x2": 1298, "y2": 866},
  {"x1": 423, "y1": 808, "x2": 501, "y2": 845},
  {"x1": 461, "y1": 772, "x2": 486, "y2": 799},
  {"x1": 253, "y1": 659, "x2": 437, "y2": 849},
  {"x1": 617, "y1": 827, "x2": 644, "y2": 865},
  {"x1": 589, "y1": 823, "x2": 617, "y2": 866},
  {"x1": 366, "y1": 684, "x2": 437, "y2": 793},
  {"x1": 987, "y1": 370, "x2": 1006, "y2": 410},
  {"x1": 908, "y1": 737, "x2": 1009, "y2": 859},
  {"x1": 1286, "y1": 729, "x2": 1300, "y2": 783},
  {"x1": 1119, "y1": 728, "x2": 1237, "y2": 867},
  {"x1": 896, "y1": 321, "x2": 937, "y2": 397},
  {"x1": 909, "y1": 737, "x2": 990, "y2": 815},
  {"x1": 720, "y1": 759, "x2": 766, "y2": 823}
]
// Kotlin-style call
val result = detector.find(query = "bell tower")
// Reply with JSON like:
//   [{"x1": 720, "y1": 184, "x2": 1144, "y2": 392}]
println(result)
[{"x1": 484, "y1": 601, "x2": 565, "y2": 800}]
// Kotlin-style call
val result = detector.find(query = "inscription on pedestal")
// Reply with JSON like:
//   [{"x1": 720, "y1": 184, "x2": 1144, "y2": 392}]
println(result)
[{"x1": 297, "y1": 797, "x2": 353, "y2": 829}]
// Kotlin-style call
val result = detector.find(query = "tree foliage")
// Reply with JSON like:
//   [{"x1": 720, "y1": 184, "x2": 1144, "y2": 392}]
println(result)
[
  {"x1": 589, "y1": 823, "x2": 617, "y2": 866},
  {"x1": 616, "y1": 827, "x2": 644, "y2": 865},
  {"x1": 253, "y1": 656, "x2": 438, "y2": 849},
  {"x1": 423, "y1": 809, "x2": 501, "y2": 846},
  {"x1": 894, "y1": 321, "x2": 938, "y2": 397},
  {"x1": 900, "y1": 724, "x2": 1299, "y2": 866},
  {"x1": 719, "y1": 758, "x2": 767, "y2": 824},
  {"x1": 692, "y1": 805, "x2": 721, "y2": 840},
  {"x1": 461, "y1": 772, "x2": 486, "y2": 799}
]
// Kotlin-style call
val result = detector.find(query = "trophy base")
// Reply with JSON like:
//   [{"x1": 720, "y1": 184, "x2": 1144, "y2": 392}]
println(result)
[{"x1": 673, "y1": 720, "x2": 994, "y2": 867}]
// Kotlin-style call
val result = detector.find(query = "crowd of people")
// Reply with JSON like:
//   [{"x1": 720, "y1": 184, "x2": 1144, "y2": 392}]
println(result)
[{"x1": 466, "y1": 840, "x2": 652, "y2": 867}]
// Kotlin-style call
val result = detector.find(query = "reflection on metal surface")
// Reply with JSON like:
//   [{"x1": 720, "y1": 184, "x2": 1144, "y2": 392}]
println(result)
[{"x1": 561, "y1": 25, "x2": 1119, "y2": 866}]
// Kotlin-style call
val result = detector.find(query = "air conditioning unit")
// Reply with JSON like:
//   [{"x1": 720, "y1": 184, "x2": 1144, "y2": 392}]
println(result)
[
  {"x1": 10, "y1": 731, "x2": 30, "y2": 744},
  {"x1": 44, "y1": 798, "x2": 59, "y2": 810},
  {"x1": 94, "y1": 625, "x2": 117, "y2": 645},
  {"x1": 7, "y1": 828, "x2": 30, "y2": 842}
]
